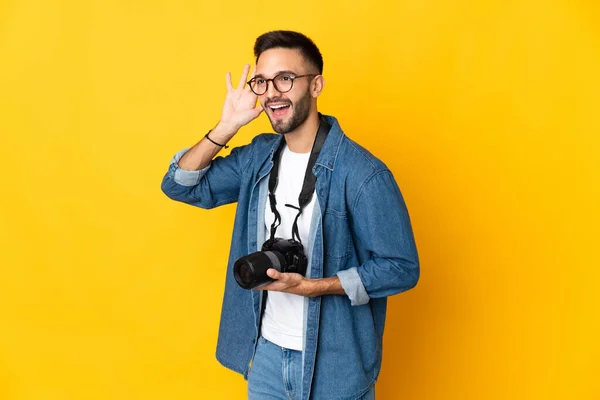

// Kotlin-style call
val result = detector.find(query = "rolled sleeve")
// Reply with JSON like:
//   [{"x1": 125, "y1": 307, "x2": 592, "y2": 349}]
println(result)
[
  {"x1": 170, "y1": 148, "x2": 211, "y2": 187},
  {"x1": 349, "y1": 170, "x2": 420, "y2": 299},
  {"x1": 337, "y1": 267, "x2": 370, "y2": 306}
]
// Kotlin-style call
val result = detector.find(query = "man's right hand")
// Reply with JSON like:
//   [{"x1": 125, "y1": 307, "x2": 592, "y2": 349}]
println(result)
[
  {"x1": 176, "y1": 65, "x2": 263, "y2": 172},
  {"x1": 213, "y1": 64, "x2": 264, "y2": 139}
]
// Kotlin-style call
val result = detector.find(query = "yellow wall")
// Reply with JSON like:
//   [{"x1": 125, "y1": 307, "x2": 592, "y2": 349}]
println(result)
[{"x1": 1, "y1": 1, "x2": 598, "y2": 399}]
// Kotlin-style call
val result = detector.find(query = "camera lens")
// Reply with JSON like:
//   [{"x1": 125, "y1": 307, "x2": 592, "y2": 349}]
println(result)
[
  {"x1": 238, "y1": 263, "x2": 252, "y2": 286},
  {"x1": 233, "y1": 251, "x2": 286, "y2": 289}
]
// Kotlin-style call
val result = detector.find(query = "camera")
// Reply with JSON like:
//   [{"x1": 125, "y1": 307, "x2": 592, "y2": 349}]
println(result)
[{"x1": 233, "y1": 237, "x2": 308, "y2": 289}]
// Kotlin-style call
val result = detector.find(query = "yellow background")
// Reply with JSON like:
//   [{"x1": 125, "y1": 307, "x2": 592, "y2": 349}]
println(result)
[{"x1": 1, "y1": 1, "x2": 598, "y2": 399}]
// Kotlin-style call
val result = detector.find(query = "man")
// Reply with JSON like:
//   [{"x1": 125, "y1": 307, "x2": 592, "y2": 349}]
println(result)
[{"x1": 161, "y1": 30, "x2": 419, "y2": 400}]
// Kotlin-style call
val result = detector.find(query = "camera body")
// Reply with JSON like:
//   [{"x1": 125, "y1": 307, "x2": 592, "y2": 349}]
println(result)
[
  {"x1": 233, "y1": 238, "x2": 308, "y2": 289},
  {"x1": 261, "y1": 237, "x2": 307, "y2": 274}
]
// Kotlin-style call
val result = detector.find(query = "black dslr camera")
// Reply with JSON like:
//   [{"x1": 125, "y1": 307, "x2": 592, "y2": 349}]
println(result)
[
  {"x1": 233, "y1": 238, "x2": 308, "y2": 289},
  {"x1": 233, "y1": 115, "x2": 331, "y2": 290}
]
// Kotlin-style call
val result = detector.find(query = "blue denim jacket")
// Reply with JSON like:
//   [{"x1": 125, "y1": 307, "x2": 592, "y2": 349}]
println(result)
[{"x1": 161, "y1": 115, "x2": 419, "y2": 400}]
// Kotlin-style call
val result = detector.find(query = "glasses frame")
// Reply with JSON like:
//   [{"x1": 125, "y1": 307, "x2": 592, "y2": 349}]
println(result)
[{"x1": 247, "y1": 73, "x2": 318, "y2": 95}]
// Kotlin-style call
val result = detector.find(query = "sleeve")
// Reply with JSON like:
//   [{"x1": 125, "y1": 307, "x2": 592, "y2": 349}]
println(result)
[
  {"x1": 160, "y1": 142, "x2": 254, "y2": 209},
  {"x1": 336, "y1": 169, "x2": 420, "y2": 305}
]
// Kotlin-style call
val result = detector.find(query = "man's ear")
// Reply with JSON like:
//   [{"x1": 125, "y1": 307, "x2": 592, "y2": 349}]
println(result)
[{"x1": 311, "y1": 75, "x2": 325, "y2": 98}]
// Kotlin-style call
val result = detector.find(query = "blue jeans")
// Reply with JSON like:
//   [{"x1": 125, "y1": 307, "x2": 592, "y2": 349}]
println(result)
[{"x1": 248, "y1": 336, "x2": 376, "y2": 400}]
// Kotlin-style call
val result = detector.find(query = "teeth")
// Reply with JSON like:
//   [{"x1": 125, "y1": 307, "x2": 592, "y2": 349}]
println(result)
[{"x1": 270, "y1": 104, "x2": 288, "y2": 109}]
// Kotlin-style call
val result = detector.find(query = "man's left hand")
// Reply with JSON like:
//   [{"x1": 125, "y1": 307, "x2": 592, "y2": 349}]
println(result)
[
  {"x1": 253, "y1": 269, "x2": 346, "y2": 298},
  {"x1": 254, "y1": 269, "x2": 313, "y2": 296}
]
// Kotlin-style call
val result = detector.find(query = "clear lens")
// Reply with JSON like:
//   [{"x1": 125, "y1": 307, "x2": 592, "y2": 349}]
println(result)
[
  {"x1": 273, "y1": 75, "x2": 293, "y2": 92},
  {"x1": 250, "y1": 79, "x2": 267, "y2": 95}
]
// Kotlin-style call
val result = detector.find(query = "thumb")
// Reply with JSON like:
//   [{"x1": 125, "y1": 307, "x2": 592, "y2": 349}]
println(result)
[
  {"x1": 252, "y1": 106, "x2": 264, "y2": 118},
  {"x1": 267, "y1": 269, "x2": 281, "y2": 279}
]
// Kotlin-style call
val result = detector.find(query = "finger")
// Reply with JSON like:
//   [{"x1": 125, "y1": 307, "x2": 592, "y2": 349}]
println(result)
[
  {"x1": 267, "y1": 269, "x2": 281, "y2": 279},
  {"x1": 238, "y1": 64, "x2": 250, "y2": 90},
  {"x1": 226, "y1": 72, "x2": 233, "y2": 91},
  {"x1": 250, "y1": 64, "x2": 258, "y2": 79},
  {"x1": 256, "y1": 281, "x2": 285, "y2": 292},
  {"x1": 253, "y1": 283, "x2": 273, "y2": 291}
]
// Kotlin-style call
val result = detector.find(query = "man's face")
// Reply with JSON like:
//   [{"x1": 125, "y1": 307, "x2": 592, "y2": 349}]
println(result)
[{"x1": 254, "y1": 48, "x2": 316, "y2": 134}]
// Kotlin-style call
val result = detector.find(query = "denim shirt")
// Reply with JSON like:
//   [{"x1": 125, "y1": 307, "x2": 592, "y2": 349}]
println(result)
[{"x1": 160, "y1": 115, "x2": 419, "y2": 400}]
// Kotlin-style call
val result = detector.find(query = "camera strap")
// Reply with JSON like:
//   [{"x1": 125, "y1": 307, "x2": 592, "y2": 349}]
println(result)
[{"x1": 267, "y1": 114, "x2": 331, "y2": 244}]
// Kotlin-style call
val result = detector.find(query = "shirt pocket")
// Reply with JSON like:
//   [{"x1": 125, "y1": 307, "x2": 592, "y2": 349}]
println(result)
[{"x1": 322, "y1": 209, "x2": 353, "y2": 260}]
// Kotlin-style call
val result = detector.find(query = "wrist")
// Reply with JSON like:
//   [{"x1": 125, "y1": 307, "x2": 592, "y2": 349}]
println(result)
[
  {"x1": 205, "y1": 131, "x2": 229, "y2": 149},
  {"x1": 303, "y1": 276, "x2": 345, "y2": 297},
  {"x1": 301, "y1": 278, "x2": 318, "y2": 297},
  {"x1": 212, "y1": 121, "x2": 239, "y2": 141}
]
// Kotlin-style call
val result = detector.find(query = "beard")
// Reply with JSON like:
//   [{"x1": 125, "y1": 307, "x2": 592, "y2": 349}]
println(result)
[{"x1": 266, "y1": 89, "x2": 312, "y2": 134}]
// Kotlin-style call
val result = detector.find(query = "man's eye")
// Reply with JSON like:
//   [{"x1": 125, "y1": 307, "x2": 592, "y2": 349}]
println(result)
[
  {"x1": 257, "y1": 79, "x2": 266, "y2": 84},
  {"x1": 282, "y1": 75, "x2": 292, "y2": 81}
]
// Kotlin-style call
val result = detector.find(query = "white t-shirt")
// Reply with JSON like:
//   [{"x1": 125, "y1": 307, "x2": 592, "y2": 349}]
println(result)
[{"x1": 261, "y1": 144, "x2": 316, "y2": 351}]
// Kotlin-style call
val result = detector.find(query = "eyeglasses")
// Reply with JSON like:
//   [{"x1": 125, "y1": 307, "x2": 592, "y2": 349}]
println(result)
[{"x1": 247, "y1": 73, "x2": 317, "y2": 95}]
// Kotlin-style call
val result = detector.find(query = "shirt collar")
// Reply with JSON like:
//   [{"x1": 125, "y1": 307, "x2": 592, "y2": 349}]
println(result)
[
  {"x1": 263, "y1": 114, "x2": 344, "y2": 170},
  {"x1": 314, "y1": 114, "x2": 344, "y2": 171}
]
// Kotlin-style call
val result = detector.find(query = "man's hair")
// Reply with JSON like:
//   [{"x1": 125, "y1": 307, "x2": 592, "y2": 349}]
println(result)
[{"x1": 254, "y1": 30, "x2": 323, "y2": 74}]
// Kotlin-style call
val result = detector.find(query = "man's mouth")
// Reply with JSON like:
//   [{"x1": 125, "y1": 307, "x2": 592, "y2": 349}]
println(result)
[{"x1": 267, "y1": 103, "x2": 291, "y2": 118}]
